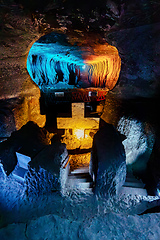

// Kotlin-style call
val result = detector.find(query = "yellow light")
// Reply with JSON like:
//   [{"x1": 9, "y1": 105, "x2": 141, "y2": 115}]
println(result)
[
  {"x1": 74, "y1": 129, "x2": 84, "y2": 139},
  {"x1": 84, "y1": 133, "x2": 90, "y2": 139}
]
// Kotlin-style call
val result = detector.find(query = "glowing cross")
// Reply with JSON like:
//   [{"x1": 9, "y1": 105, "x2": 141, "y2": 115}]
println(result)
[{"x1": 57, "y1": 103, "x2": 99, "y2": 138}]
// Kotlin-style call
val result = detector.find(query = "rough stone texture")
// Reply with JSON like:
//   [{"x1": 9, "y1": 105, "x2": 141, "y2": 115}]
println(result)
[
  {"x1": 1, "y1": 2, "x2": 160, "y2": 238},
  {"x1": 0, "y1": 155, "x2": 159, "y2": 229},
  {"x1": 1, "y1": 212, "x2": 160, "y2": 240},
  {"x1": 146, "y1": 134, "x2": 160, "y2": 196},
  {"x1": 100, "y1": 93, "x2": 123, "y2": 126},
  {"x1": 117, "y1": 116, "x2": 155, "y2": 168},
  {"x1": 0, "y1": 4, "x2": 45, "y2": 136},
  {"x1": 27, "y1": 32, "x2": 121, "y2": 90},
  {"x1": 0, "y1": 99, "x2": 17, "y2": 139},
  {"x1": 98, "y1": 93, "x2": 158, "y2": 187},
  {"x1": 107, "y1": 23, "x2": 160, "y2": 98},
  {"x1": 90, "y1": 122, "x2": 126, "y2": 198},
  {"x1": 0, "y1": 7, "x2": 41, "y2": 99},
  {"x1": 27, "y1": 143, "x2": 69, "y2": 195},
  {"x1": 0, "y1": 95, "x2": 46, "y2": 139},
  {"x1": 79, "y1": 212, "x2": 160, "y2": 240},
  {"x1": 0, "y1": 121, "x2": 52, "y2": 175},
  {"x1": 13, "y1": 95, "x2": 46, "y2": 130}
]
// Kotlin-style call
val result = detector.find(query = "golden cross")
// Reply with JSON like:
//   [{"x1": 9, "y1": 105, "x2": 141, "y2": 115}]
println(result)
[{"x1": 57, "y1": 103, "x2": 99, "y2": 137}]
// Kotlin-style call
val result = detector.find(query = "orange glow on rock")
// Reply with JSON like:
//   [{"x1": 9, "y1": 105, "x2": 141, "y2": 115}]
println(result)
[
  {"x1": 82, "y1": 43, "x2": 121, "y2": 89},
  {"x1": 27, "y1": 33, "x2": 121, "y2": 91}
]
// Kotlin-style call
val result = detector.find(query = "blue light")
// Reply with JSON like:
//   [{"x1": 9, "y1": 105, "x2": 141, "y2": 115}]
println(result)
[
  {"x1": 26, "y1": 32, "x2": 121, "y2": 90},
  {"x1": 157, "y1": 188, "x2": 160, "y2": 197},
  {"x1": 27, "y1": 42, "x2": 87, "y2": 89}
]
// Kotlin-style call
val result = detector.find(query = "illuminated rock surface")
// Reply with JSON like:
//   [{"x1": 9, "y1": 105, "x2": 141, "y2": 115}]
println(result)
[
  {"x1": 0, "y1": 122, "x2": 52, "y2": 175},
  {"x1": 25, "y1": 143, "x2": 69, "y2": 195},
  {"x1": 1, "y1": 212, "x2": 160, "y2": 240},
  {"x1": 27, "y1": 32, "x2": 121, "y2": 91},
  {"x1": 0, "y1": 121, "x2": 159, "y2": 235},
  {"x1": 90, "y1": 122, "x2": 126, "y2": 197},
  {"x1": 117, "y1": 116, "x2": 155, "y2": 166},
  {"x1": 1, "y1": 2, "x2": 160, "y2": 239},
  {"x1": 0, "y1": 155, "x2": 159, "y2": 228},
  {"x1": 101, "y1": 94, "x2": 157, "y2": 183}
]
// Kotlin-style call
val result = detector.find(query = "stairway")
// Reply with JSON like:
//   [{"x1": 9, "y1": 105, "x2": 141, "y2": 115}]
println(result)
[
  {"x1": 120, "y1": 171, "x2": 148, "y2": 196},
  {"x1": 67, "y1": 167, "x2": 94, "y2": 192},
  {"x1": 67, "y1": 167, "x2": 148, "y2": 196}
]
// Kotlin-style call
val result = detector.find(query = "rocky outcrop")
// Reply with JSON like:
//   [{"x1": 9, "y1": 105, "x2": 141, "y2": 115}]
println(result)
[
  {"x1": 0, "y1": 4, "x2": 46, "y2": 136},
  {"x1": 117, "y1": 116, "x2": 155, "y2": 164},
  {"x1": 0, "y1": 95, "x2": 46, "y2": 140},
  {"x1": 25, "y1": 143, "x2": 69, "y2": 195},
  {"x1": 1, "y1": 211, "x2": 160, "y2": 240},
  {"x1": 13, "y1": 95, "x2": 46, "y2": 130},
  {"x1": 146, "y1": 135, "x2": 160, "y2": 196},
  {"x1": 100, "y1": 93, "x2": 157, "y2": 182},
  {"x1": 0, "y1": 121, "x2": 52, "y2": 175},
  {"x1": 117, "y1": 116, "x2": 155, "y2": 180},
  {"x1": 90, "y1": 122, "x2": 126, "y2": 198}
]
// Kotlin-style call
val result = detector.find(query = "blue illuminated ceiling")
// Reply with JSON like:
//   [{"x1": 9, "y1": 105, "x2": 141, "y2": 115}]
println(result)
[{"x1": 27, "y1": 32, "x2": 121, "y2": 91}]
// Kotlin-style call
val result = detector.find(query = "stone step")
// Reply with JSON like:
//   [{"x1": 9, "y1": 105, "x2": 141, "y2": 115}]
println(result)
[
  {"x1": 68, "y1": 174, "x2": 92, "y2": 182},
  {"x1": 120, "y1": 186, "x2": 148, "y2": 196},
  {"x1": 123, "y1": 181, "x2": 145, "y2": 188},
  {"x1": 70, "y1": 168, "x2": 144, "y2": 186},
  {"x1": 125, "y1": 176, "x2": 143, "y2": 183},
  {"x1": 67, "y1": 180, "x2": 93, "y2": 189},
  {"x1": 67, "y1": 167, "x2": 93, "y2": 190},
  {"x1": 68, "y1": 167, "x2": 147, "y2": 196},
  {"x1": 68, "y1": 172, "x2": 93, "y2": 181},
  {"x1": 70, "y1": 167, "x2": 89, "y2": 174},
  {"x1": 121, "y1": 173, "x2": 147, "y2": 196},
  {"x1": 124, "y1": 172, "x2": 145, "y2": 188}
]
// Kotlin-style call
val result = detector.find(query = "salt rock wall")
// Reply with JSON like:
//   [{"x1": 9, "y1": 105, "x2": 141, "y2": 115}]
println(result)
[
  {"x1": 27, "y1": 143, "x2": 69, "y2": 195},
  {"x1": 117, "y1": 115, "x2": 155, "y2": 182},
  {"x1": 90, "y1": 122, "x2": 126, "y2": 198},
  {"x1": 0, "y1": 121, "x2": 52, "y2": 175},
  {"x1": 107, "y1": 23, "x2": 160, "y2": 97},
  {"x1": 117, "y1": 116, "x2": 155, "y2": 166},
  {"x1": 27, "y1": 32, "x2": 121, "y2": 90},
  {"x1": 1, "y1": 211, "x2": 160, "y2": 240}
]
